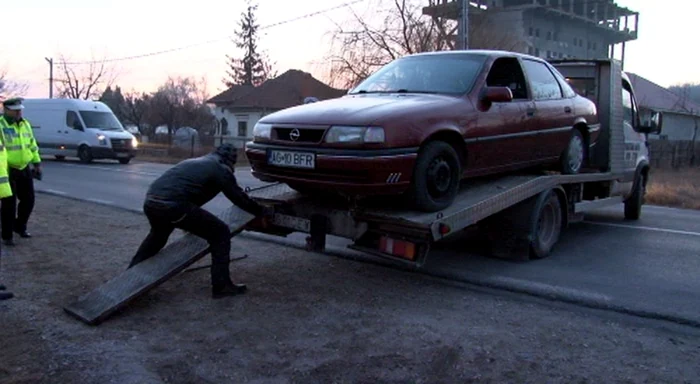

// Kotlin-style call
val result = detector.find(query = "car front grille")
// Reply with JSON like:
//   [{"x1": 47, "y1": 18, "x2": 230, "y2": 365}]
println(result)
[
  {"x1": 111, "y1": 138, "x2": 132, "y2": 149},
  {"x1": 272, "y1": 127, "x2": 326, "y2": 143}
]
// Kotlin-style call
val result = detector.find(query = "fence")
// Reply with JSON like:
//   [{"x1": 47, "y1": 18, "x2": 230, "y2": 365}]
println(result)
[
  {"x1": 648, "y1": 139, "x2": 700, "y2": 169},
  {"x1": 136, "y1": 134, "x2": 250, "y2": 164}
]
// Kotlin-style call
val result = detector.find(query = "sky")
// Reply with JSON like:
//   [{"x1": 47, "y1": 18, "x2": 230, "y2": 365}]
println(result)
[{"x1": 2, "y1": 0, "x2": 697, "y2": 100}]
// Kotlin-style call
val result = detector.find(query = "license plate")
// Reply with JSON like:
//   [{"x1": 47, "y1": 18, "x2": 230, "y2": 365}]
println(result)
[
  {"x1": 272, "y1": 213, "x2": 311, "y2": 232},
  {"x1": 116, "y1": 152, "x2": 130, "y2": 158},
  {"x1": 267, "y1": 150, "x2": 315, "y2": 169}
]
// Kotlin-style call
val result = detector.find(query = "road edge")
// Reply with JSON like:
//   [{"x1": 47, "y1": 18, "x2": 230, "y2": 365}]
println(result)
[{"x1": 35, "y1": 188, "x2": 700, "y2": 330}]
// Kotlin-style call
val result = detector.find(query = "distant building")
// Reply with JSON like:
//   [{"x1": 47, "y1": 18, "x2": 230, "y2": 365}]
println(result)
[
  {"x1": 423, "y1": 0, "x2": 638, "y2": 61},
  {"x1": 207, "y1": 70, "x2": 347, "y2": 148},
  {"x1": 628, "y1": 73, "x2": 700, "y2": 143}
]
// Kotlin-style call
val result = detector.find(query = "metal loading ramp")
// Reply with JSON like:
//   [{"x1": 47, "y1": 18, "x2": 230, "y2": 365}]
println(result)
[{"x1": 63, "y1": 204, "x2": 256, "y2": 326}]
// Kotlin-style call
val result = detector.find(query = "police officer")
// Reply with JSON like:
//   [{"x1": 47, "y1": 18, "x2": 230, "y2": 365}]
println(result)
[
  {"x1": 127, "y1": 143, "x2": 273, "y2": 298},
  {"x1": 0, "y1": 107, "x2": 15, "y2": 300},
  {"x1": 0, "y1": 97, "x2": 41, "y2": 246}
]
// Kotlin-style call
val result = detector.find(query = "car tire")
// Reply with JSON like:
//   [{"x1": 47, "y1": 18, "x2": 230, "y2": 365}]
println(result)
[
  {"x1": 624, "y1": 172, "x2": 645, "y2": 220},
  {"x1": 78, "y1": 146, "x2": 93, "y2": 164},
  {"x1": 118, "y1": 158, "x2": 131, "y2": 164},
  {"x1": 560, "y1": 129, "x2": 585, "y2": 174},
  {"x1": 407, "y1": 140, "x2": 461, "y2": 212}
]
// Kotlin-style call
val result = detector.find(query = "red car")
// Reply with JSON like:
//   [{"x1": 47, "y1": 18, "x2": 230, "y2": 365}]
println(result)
[{"x1": 245, "y1": 50, "x2": 599, "y2": 212}]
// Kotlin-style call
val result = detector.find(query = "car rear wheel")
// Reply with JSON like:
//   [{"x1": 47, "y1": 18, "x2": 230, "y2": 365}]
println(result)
[
  {"x1": 408, "y1": 140, "x2": 461, "y2": 212},
  {"x1": 560, "y1": 129, "x2": 585, "y2": 174}
]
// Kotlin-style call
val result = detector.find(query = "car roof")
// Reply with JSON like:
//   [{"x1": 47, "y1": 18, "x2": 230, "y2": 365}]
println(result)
[{"x1": 403, "y1": 49, "x2": 545, "y2": 61}]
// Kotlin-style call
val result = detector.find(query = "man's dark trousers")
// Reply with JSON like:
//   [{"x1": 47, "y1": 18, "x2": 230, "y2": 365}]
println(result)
[
  {"x1": 128, "y1": 199, "x2": 234, "y2": 287},
  {"x1": 1, "y1": 166, "x2": 35, "y2": 241}
]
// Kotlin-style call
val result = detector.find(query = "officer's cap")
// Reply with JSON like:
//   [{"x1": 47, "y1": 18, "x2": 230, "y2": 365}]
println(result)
[{"x1": 2, "y1": 97, "x2": 24, "y2": 111}]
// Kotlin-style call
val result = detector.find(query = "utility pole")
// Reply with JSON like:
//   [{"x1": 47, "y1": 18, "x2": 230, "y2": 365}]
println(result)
[
  {"x1": 45, "y1": 57, "x2": 53, "y2": 98},
  {"x1": 457, "y1": 0, "x2": 469, "y2": 50}
]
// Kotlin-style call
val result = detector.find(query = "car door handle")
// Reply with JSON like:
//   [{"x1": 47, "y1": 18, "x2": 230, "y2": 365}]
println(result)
[{"x1": 564, "y1": 106, "x2": 572, "y2": 114}]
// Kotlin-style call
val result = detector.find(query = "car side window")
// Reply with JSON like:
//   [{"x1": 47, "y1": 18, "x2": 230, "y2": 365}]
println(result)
[
  {"x1": 522, "y1": 59, "x2": 563, "y2": 100},
  {"x1": 66, "y1": 111, "x2": 83, "y2": 130},
  {"x1": 550, "y1": 66, "x2": 577, "y2": 98},
  {"x1": 485, "y1": 57, "x2": 529, "y2": 100}
]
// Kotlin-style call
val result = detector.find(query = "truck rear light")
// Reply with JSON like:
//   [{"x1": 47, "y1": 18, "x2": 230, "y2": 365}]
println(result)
[{"x1": 379, "y1": 236, "x2": 416, "y2": 260}]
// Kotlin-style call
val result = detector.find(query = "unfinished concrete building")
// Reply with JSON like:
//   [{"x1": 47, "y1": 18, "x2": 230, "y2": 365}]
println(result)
[{"x1": 423, "y1": 0, "x2": 638, "y2": 64}]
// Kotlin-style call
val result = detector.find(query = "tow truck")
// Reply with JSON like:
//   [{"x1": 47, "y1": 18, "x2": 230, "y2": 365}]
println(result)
[
  {"x1": 249, "y1": 58, "x2": 663, "y2": 265},
  {"x1": 64, "y1": 58, "x2": 663, "y2": 325}
]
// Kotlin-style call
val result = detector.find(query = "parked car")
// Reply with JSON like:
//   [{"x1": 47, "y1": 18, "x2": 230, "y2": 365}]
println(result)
[{"x1": 245, "y1": 50, "x2": 600, "y2": 212}]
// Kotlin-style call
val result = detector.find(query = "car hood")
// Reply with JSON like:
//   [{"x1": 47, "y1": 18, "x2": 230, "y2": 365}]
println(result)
[{"x1": 260, "y1": 93, "x2": 466, "y2": 126}]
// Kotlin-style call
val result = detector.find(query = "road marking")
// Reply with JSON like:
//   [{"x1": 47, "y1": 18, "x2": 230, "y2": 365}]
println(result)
[
  {"x1": 42, "y1": 189, "x2": 68, "y2": 196},
  {"x1": 584, "y1": 221, "x2": 700, "y2": 237}
]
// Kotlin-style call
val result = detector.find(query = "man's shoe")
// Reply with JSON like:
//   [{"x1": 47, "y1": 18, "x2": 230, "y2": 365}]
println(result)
[
  {"x1": 212, "y1": 283, "x2": 247, "y2": 299},
  {"x1": 14, "y1": 230, "x2": 31, "y2": 238},
  {"x1": 0, "y1": 284, "x2": 5, "y2": 290},
  {"x1": 0, "y1": 291, "x2": 13, "y2": 300},
  {"x1": 2, "y1": 239, "x2": 15, "y2": 246}
]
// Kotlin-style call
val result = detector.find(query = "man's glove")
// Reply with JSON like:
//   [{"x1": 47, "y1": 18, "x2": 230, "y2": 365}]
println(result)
[{"x1": 32, "y1": 165, "x2": 42, "y2": 181}]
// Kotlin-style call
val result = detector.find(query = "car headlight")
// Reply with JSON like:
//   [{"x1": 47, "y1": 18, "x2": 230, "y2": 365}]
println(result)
[
  {"x1": 253, "y1": 123, "x2": 272, "y2": 140},
  {"x1": 131, "y1": 137, "x2": 139, "y2": 149},
  {"x1": 97, "y1": 134, "x2": 107, "y2": 145},
  {"x1": 325, "y1": 126, "x2": 385, "y2": 143}
]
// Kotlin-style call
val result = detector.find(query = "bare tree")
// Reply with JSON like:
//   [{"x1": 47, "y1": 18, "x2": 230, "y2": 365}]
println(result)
[
  {"x1": 0, "y1": 69, "x2": 28, "y2": 100},
  {"x1": 55, "y1": 54, "x2": 118, "y2": 99},
  {"x1": 324, "y1": 0, "x2": 525, "y2": 89}
]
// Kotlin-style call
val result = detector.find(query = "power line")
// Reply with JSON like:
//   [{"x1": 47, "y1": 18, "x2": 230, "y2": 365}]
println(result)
[{"x1": 62, "y1": 0, "x2": 365, "y2": 66}]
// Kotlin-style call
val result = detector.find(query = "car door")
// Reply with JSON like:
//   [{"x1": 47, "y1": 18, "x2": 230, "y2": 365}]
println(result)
[
  {"x1": 60, "y1": 110, "x2": 86, "y2": 156},
  {"x1": 466, "y1": 56, "x2": 538, "y2": 172},
  {"x1": 520, "y1": 58, "x2": 575, "y2": 161}
]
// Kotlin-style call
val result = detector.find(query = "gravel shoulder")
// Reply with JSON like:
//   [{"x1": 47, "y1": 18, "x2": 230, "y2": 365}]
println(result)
[{"x1": 1, "y1": 194, "x2": 699, "y2": 384}]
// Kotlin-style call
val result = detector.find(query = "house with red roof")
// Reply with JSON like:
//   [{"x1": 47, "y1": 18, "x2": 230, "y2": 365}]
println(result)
[{"x1": 207, "y1": 69, "x2": 347, "y2": 148}]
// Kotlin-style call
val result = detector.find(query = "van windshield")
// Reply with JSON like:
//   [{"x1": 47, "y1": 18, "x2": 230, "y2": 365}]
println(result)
[{"x1": 79, "y1": 111, "x2": 124, "y2": 131}]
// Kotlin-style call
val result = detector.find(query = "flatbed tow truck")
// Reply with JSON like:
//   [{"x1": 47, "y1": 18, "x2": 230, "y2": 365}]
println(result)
[
  {"x1": 63, "y1": 58, "x2": 663, "y2": 325},
  {"x1": 249, "y1": 58, "x2": 663, "y2": 266}
]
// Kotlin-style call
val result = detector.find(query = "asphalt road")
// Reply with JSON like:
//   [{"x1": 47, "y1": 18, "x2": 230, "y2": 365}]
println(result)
[{"x1": 33, "y1": 157, "x2": 700, "y2": 327}]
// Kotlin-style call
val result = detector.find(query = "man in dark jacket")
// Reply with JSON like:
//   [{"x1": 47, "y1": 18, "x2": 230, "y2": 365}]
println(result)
[{"x1": 127, "y1": 143, "x2": 272, "y2": 298}]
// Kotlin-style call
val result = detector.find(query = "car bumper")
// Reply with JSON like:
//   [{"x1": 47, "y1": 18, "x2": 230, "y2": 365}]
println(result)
[
  {"x1": 91, "y1": 146, "x2": 136, "y2": 160},
  {"x1": 245, "y1": 143, "x2": 418, "y2": 195}
]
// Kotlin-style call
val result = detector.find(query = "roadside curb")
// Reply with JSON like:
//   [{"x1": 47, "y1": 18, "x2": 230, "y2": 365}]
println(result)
[{"x1": 35, "y1": 188, "x2": 700, "y2": 330}]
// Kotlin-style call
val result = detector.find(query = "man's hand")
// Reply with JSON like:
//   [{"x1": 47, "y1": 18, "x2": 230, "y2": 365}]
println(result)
[{"x1": 32, "y1": 164, "x2": 42, "y2": 180}]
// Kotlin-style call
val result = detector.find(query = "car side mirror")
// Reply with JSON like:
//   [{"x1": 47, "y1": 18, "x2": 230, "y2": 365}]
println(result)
[
  {"x1": 481, "y1": 86, "x2": 513, "y2": 103},
  {"x1": 638, "y1": 111, "x2": 663, "y2": 135}
]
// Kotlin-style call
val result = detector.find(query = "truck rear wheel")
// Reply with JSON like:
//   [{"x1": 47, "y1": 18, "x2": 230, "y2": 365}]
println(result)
[
  {"x1": 530, "y1": 190, "x2": 563, "y2": 259},
  {"x1": 407, "y1": 140, "x2": 461, "y2": 212}
]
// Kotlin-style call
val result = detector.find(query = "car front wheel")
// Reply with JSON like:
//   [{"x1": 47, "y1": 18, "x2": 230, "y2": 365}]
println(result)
[{"x1": 407, "y1": 141, "x2": 461, "y2": 212}]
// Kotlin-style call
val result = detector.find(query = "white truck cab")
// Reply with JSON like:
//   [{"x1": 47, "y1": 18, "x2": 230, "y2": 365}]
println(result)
[{"x1": 20, "y1": 98, "x2": 138, "y2": 164}]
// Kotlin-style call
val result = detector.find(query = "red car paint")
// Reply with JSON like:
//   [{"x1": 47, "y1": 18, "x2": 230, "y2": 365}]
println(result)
[{"x1": 245, "y1": 50, "x2": 599, "y2": 197}]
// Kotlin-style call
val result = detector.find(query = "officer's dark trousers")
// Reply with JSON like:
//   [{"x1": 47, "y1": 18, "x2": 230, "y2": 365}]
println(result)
[
  {"x1": 1, "y1": 167, "x2": 35, "y2": 240},
  {"x1": 128, "y1": 199, "x2": 233, "y2": 287}
]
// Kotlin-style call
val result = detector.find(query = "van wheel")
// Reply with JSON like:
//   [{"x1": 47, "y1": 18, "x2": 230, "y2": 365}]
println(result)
[
  {"x1": 118, "y1": 158, "x2": 131, "y2": 164},
  {"x1": 529, "y1": 191, "x2": 563, "y2": 259},
  {"x1": 560, "y1": 129, "x2": 585, "y2": 174},
  {"x1": 78, "y1": 146, "x2": 93, "y2": 163},
  {"x1": 407, "y1": 140, "x2": 461, "y2": 212},
  {"x1": 624, "y1": 173, "x2": 645, "y2": 220}
]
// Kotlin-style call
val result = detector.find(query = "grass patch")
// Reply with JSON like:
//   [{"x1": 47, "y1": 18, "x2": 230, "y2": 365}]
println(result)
[{"x1": 646, "y1": 167, "x2": 700, "y2": 210}]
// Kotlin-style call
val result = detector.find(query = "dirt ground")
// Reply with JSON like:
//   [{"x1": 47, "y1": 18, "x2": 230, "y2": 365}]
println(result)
[{"x1": 1, "y1": 195, "x2": 700, "y2": 384}]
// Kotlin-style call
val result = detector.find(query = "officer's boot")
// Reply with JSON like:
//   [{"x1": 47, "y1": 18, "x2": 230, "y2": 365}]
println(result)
[{"x1": 0, "y1": 290, "x2": 13, "y2": 300}]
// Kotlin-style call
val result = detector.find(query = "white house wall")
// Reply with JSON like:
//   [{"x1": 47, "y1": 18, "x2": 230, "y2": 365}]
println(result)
[
  {"x1": 649, "y1": 112, "x2": 700, "y2": 142},
  {"x1": 212, "y1": 107, "x2": 264, "y2": 149}
]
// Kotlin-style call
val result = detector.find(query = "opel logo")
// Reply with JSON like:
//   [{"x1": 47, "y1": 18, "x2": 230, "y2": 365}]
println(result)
[{"x1": 289, "y1": 128, "x2": 300, "y2": 141}]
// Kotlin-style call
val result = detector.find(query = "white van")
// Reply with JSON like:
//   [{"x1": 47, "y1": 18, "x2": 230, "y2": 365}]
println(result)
[{"x1": 20, "y1": 98, "x2": 138, "y2": 164}]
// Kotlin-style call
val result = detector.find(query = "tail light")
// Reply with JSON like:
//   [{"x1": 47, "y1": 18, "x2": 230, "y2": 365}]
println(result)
[{"x1": 378, "y1": 236, "x2": 417, "y2": 261}]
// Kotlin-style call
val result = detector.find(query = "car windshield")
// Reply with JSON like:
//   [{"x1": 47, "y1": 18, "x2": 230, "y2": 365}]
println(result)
[
  {"x1": 349, "y1": 53, "x2": 487, "y2": 95},
  {"x1": 79, "y1": 111, "x2": 124, "y2": 131}
]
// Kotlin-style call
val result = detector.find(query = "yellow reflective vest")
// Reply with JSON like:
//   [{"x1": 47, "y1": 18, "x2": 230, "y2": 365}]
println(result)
[
  {"x1": 0, "y1": 128, "x2": 13, "y2": 199},
  {"x1": 0, "y1": 115, "x2": 41, "y2": 171}
]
